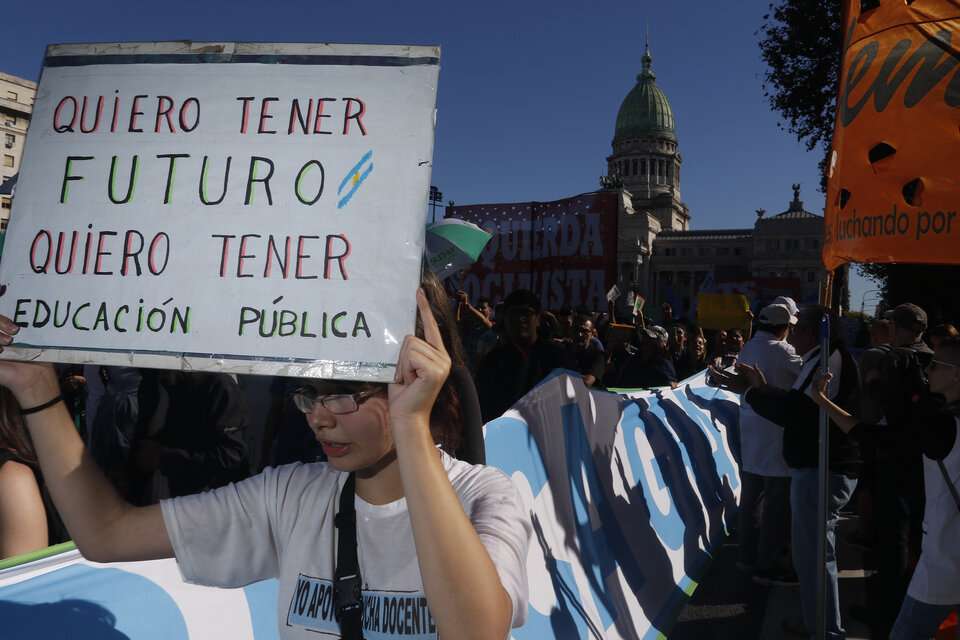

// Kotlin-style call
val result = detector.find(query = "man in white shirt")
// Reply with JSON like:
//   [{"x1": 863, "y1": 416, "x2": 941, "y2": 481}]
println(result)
[{"x1": 736, "y1": 303, "x2": 802, "y2": 584}]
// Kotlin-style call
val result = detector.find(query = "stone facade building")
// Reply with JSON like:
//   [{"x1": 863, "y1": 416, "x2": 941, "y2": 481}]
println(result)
[
  {"x1": 605, "y1": 47, "x2": 836, "y2": 318},
  {"x1": 0, "y1": 72, "x2": 36, "y2": 230}
]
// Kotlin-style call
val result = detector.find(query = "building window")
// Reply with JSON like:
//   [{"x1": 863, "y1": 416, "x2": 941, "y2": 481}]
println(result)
[
  {"x1": 3, "y1": 117, "x2": 15, "y2": 127},
  {"x1": 680, "y1": 247, "x2": 692, "y2": 257},
  {"x1": 659, "y1": 271, "x2": 673, "y2": 284},
  {"x1": 640, "y1": 159, "x2": 646, "y2": 177},
  {"x1": 805, "y1": 238, "x2": 819, "y2": 249},
  {"x1": 1, "y1": 199, "x2": 10, "y2": 210},
  {"x1": 663, "y1": 247, "x2": 676, "y2": 257},
  {"x1": 733, "y1": 247, "x2": 742, "y2": 256},
  {"x1": 3, "y1": 133, "x2": 13, "y2": 148},
  {"x1": 697, "y1": 247, "x2": 710, "y2": 257},
  {"x1": 786, "y1": 239, "x2": 800, "y2": 250},
  {"x1": 3, "y1": 154, "x2": 14, "y2": 168},
  {"x1": 631, "y1": 159, "x2": 638, "y2": 175},
  {"x1": 766, "y1": 239, "x2": 780, "y2": 251},
  {"x1": 716, "y1": 247, "x2": 730, "y2": 256},
  {"x1": 7, "y1": 91, "x2": 18, "y2": 101},
  {"x1": 807, "y1": 271, "x2": 817, "y2": 283}
]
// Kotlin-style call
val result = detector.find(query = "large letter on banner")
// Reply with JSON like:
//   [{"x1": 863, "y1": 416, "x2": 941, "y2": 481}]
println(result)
[
  {"x1": 823, "y1": 1, "x2": 960, "y2": 270},
  {"x1": 484, "y1": 371, "x2": 741, "y2": 639}
]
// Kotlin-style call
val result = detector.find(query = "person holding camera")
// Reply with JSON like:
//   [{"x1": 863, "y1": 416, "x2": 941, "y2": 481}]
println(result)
[
  {"x1": 0, "y1": 284, "x2": 532, "y2": 640},
  {"x1": 812, "y1": 336, "x2": 960, "y2": 639}
]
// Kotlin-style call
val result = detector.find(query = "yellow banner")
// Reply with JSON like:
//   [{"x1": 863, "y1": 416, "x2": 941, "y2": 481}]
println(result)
[{"x1": 696, "y1": 293, "x2": 751, "y2": 332}]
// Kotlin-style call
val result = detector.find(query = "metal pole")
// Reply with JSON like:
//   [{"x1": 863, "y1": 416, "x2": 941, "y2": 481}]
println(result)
[{"x1": 815, "y1": 310, "x2": 831, "y2": 640}]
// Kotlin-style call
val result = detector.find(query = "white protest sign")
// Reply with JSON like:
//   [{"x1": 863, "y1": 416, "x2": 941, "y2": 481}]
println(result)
[{"x1": 0, "y1": 42, "x2": 440, "y2": 381}]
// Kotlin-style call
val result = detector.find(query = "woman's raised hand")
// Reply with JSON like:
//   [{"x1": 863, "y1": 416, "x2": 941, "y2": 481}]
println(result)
[
  {"x1": 388, "y1": 289, "x2": 451, "y2": 429},
  {"x1": 0, "y1": 315, "x2": 58, "y2": 403}
]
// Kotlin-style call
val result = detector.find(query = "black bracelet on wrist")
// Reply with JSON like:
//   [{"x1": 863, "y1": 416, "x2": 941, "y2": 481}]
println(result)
[{"x1": 20, "y1": 394, "x2": 64, "y2": 416}]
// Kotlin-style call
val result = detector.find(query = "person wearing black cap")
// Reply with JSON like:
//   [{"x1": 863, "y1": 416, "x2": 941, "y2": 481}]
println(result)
[
  {"x1": 475, "y1": 289, "x2": 575, "y2": 422},
  {"x1": 851, "y1": 302, "x2": 935, "y2": 634}
]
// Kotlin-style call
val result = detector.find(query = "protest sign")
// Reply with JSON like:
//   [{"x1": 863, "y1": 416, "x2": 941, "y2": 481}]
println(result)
[
  {"x1": 696, "y1": 292, "x2": 751, "y2": 332},
  {"x1": 449, "y1": 191, "x2": 619, "y2": 312},
  {"x1": 0, "y1": 42, "x2": 440, "y2": 381},
  {"x1": 822, "y1": 2, "x2": 960, "y2": 270}
]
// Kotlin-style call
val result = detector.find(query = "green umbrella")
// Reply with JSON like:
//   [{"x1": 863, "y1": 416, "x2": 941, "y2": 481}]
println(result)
[{"x1": 425, "y1": 218, "x2": 492, "y2": 279}]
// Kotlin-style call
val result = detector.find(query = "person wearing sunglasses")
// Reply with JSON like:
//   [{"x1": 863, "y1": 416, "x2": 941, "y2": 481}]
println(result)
[
  {"x1": 0, "y1": 283, "x2": 532, "y2": 640},
  {"x1": 812, "y1": 337, "x2": 960, "y2": 640}
]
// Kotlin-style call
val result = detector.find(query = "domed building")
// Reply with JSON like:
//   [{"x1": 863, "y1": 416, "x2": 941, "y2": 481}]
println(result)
[
  {"x1": 447, "y1": 43, "x2": 837, "y2": 318},
  {"x1": 606, "y1": 44, "x2": 689, "y2": 233},
  {"x1": 604, "y1": 46, "x2": 834, "y2": 319}
]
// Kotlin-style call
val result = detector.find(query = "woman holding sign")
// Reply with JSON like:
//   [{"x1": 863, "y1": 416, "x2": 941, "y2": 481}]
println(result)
[{"x1": 0, "y1": 284, "x2": 531, "y2": 639}]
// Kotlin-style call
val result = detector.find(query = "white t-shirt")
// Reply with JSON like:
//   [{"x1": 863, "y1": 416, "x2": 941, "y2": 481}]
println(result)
[
  {"x1": 908, "y1": 416, "x2": 960, "y2": 605},
  {"x1": 738, "y1": 331, "x2": 803, "y2": 477},
  {"x1": 160, "y1": 450, "x2": 531, "y2": 639}
]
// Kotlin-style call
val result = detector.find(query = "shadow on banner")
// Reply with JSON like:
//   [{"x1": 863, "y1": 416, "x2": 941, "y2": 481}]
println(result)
[{"x1": 485, "y1": 370, "x2": 742, "y2": 639}]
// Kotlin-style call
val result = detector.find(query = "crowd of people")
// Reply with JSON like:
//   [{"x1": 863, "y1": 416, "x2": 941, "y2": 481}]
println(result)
[
  {"x1": 1, "y1": 281, "x2": 958, "y2": 640},
  {"x1": 460, "y1": 289, "x2": 748, "y2": 421},
  {"x1": 711, "y1": 301, "x2": 960, "y2": 639},
  {"x1": 0, "y1": 282, "x2": 747, "y2": 562}
]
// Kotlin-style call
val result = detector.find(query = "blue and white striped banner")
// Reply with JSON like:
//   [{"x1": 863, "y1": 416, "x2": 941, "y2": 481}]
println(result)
[{"x1": 485, "y1": 370, "x2": 742, "y2": 640}]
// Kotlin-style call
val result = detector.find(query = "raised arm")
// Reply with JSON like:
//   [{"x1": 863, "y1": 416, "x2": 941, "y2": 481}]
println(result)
[
  {"x1": 457, "y1": 291, "x2": 494, "y2": 329},
  {"x1": 0, "y1": 318, "x2": 172, "y2": 562},
  {"x1": 389, "y1": 290, "x2": 518, "y2": 640},
  {"x1": 810, "y1": 371, "x2": 858, "y2": 434}
]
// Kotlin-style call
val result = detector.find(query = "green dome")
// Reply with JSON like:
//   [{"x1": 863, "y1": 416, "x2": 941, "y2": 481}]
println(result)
[{"x1": 614, "y1": 46, "x2": 676, "y2": 142}]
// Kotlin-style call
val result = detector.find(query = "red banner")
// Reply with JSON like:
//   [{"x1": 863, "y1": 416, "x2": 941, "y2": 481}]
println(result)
[
  {"x1": 448, "y1": 191, "x2": 619, "y2": 312},
  {"x1": 823, "y1": 1, "x2": 960, "y2": 270}
]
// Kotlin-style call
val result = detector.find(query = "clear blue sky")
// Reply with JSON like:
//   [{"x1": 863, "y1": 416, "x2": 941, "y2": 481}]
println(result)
[{"x1": 2, "y1": 0, "x2": 875, "y2": 310}]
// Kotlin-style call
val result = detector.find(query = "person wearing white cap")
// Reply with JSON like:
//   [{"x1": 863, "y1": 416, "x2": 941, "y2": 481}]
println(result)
[
  {"x1": 772, "y1": 296, "x2": 800, "y2": 322},
  {"x1": 735, "y1": 303, "x2": 803, "y2": 585}
]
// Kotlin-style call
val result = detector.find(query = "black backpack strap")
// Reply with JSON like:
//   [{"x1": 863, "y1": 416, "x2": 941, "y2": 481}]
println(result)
[{"x1": 334, "y1": 473, "x2": 364, "y2": 639}]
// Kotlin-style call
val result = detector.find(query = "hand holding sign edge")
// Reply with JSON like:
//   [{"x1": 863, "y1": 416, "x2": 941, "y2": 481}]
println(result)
[{"x1": 0, "y1": 315, "x2": 60, "y2": 407}]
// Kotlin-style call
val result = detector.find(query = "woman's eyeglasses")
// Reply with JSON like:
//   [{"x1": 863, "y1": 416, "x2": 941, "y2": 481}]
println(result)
[{"x1": 291, "y1": 388, "x2": 383, "y2": 415}]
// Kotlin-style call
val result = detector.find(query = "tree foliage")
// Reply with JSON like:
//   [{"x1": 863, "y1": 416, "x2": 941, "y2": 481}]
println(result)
[
  {"x1": 756, "y1": 1, "x2": 960, "y2": 320},
  {"x1": 757, "y1": 0, "x2": 843, "y2": 191}
]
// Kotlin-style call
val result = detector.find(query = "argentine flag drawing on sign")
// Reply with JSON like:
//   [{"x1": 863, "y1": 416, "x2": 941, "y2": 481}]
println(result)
[{"x1": 338, "y1": 150, "x2": 374, "y2": 209}]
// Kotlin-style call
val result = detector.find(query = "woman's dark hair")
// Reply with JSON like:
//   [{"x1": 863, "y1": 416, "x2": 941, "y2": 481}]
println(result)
[
  {"x1": 0, "y1": 387, "x2": 35, "y2": 464},
  {"x1": 417, "y1": 270, "x2": 465, "y2": 453}
]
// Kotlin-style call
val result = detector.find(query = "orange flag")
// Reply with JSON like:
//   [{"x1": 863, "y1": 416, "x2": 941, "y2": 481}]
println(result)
[{"x1": 823, "y1": 0, "x2": 960, "y2": 271}]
